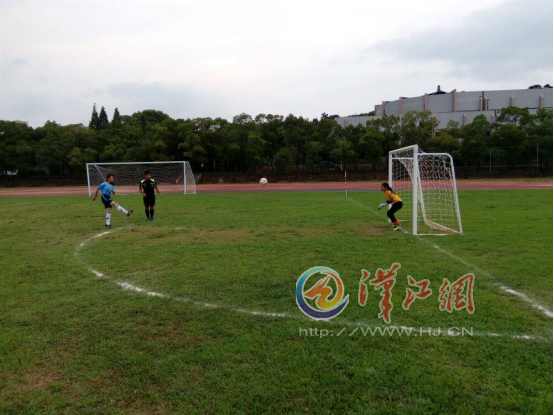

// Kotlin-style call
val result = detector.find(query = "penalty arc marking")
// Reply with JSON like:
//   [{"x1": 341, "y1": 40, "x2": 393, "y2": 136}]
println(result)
[{"x1": 74, "y1": 228, "x2": 547, "y2": 342}]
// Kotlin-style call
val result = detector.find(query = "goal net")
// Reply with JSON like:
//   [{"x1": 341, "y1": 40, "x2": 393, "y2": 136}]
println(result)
[
  {"x1": 86, "y1": 161, "x2": 196, "y2": 196},
  {"x1": 389, "y1": 145, "x2": 462, "y2": 235}
]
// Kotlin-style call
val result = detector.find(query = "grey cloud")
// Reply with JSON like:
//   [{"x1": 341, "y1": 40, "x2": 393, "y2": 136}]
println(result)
[
  {"x1": 368, "y1": 0, "x2": 552, "y2": 82},
  {"x1": 0, "y1": 56, "x2": 30, "y2": 79},
  {"x1": 0, "y1": 89, "x2": 86, "y2": 126},
  {"x1": 104, "y1": 82, "x2": 228, "y2": 119},
  {"x1": 10, "y1": 58, "x2": 28, "y2": 66}
]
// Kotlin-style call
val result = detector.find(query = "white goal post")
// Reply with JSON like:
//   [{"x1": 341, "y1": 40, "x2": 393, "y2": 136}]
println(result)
[
  {"x1": 388, "y1": 145, "x2": 462, "y2": 235},
  {"x1": 86, "y1": 161, "x2": 197, "y2": 196}
]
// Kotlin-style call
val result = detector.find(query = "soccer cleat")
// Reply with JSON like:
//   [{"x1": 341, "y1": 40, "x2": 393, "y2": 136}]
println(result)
[
  {"x1": 105, "y1": 224, "x2": 112, "y2": 229},
  {"x1": 127, "y1": 209, "x2": 134, "y2": 217}
]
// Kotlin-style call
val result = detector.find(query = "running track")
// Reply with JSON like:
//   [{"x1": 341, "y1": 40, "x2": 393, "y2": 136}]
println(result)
[{"x1": 0, "y1": 179, "x2": 551, "y2": 197}]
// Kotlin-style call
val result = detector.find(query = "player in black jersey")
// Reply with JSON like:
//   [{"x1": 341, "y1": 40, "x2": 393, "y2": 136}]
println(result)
[{"x1": 139, "y1": 170, "x2": 160, "y2": 221}]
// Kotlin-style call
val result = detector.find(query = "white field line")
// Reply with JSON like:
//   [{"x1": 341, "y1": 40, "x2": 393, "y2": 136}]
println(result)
[
  {"x1": 496, "y1": 285, "x2": 553, "y2": 319},
  {"x1": 349, "y1": 197, "x2": 553, "y2": 319},
  {"x1": 74, "y1": 228, "x2": 547, "y2": 342}
]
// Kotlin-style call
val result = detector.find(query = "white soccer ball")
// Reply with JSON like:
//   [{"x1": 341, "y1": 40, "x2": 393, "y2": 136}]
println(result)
[{"x1": 259, "y1": 177, "x2": 268, "y2": 185}]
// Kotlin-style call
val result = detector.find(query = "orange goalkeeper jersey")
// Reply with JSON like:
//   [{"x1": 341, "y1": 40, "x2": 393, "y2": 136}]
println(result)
[{"x1": 384, "y1": 190, "x2": 402, "y2": 203}]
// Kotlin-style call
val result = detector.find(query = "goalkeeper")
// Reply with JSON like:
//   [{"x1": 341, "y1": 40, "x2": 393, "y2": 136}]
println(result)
[
  {"x1": 91, "y1": 174, "x2": 133, "y2": 228},
  {"x1": 378, "y1": 182, "x2": 403, "y2": 231},
  {"x1": 139, "y1": 170, "x2": 160, "y2": 221}
]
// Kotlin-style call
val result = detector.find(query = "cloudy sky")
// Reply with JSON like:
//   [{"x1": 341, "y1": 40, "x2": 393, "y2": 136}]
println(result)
[{"x1": 1, "y1": 0, "x2": 551, "y2": 126}]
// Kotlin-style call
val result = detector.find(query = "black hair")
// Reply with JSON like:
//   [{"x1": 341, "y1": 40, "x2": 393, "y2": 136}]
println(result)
[
  {"x1": 106, "y1": 173, "x2": 114, "y2": 180},
  {"x1": 144, "y1": 169, "x2": 151, "y2": 176},
  {"x1": 382, "y1": 182, "x2": 393, "y2": 192}
]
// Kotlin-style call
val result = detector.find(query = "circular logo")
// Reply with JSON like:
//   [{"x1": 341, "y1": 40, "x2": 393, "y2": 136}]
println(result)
[{"x1": 295, "y1": 266, "x2": 349, "y2": 320}]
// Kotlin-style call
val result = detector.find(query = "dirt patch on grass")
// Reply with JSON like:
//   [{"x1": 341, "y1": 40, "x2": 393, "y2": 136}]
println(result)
[
  {"x1": 139, "y1": 321, "x2": 210, "y2": 347},
  {"x1": 105, "y1": 225, "x2": 341, "y2": 246},
  {"x1": 192, "y1": 228, "x2": 253, "y2": 243},
  {"x1": 350, "y1": 224, "x2": 388, "y2": 236},
  {"x1": 19, "y1": 369, "x2": 62, "y2": 392},
  {"x1": 108, "y1": 226, "x2": 254, "y2": 245},
  {"x1": 263, "y1": 226, "x2": 334, "y2": 239},
  {"x1": 123, "y1": 405, "x2": 170, "y2": 415},
  {"x1": 97, "y1": 222, "x2": 389, "y2": 254}
]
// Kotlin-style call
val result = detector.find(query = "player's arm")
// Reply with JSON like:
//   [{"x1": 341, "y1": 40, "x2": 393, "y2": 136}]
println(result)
[
  {"x1": 155, "y1": 181, "x2": 160, "y2": 194},
  {"x1": 138, "y1": 182, "x2": 143, "y2": 194},
  {"x1": 378, "y1": 191, "x2": 393, "y2": 209},
  {"x1": 378, "y1": 193, "x2": 390, "y2": 209},
  {"x1": 92, "y1": 188, "x2": 99, "y2": 201}
]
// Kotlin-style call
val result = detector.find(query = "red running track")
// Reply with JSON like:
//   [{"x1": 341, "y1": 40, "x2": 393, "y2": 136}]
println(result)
[{"x1": 0, "y1": 179, "x2": 551, "y2": 197}]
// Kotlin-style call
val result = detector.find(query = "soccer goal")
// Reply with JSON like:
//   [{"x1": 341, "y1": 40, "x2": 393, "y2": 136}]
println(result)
[
  {"x1": 388, "y1": 145, "x2": 462, "y2": 235},
  {"x1": 86, "y1": 161, "x2": 197, "y2": 196}
]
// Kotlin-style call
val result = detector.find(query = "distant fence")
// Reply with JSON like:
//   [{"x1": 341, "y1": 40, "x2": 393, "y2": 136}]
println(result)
[{"x1": 0, "y1": 163, "x2": 550, "y2": 187}]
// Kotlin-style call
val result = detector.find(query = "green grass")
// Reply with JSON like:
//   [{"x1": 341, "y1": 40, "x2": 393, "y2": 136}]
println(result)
[{"x1": 0, "y1": 189, "x2": 552, "y2": 414}]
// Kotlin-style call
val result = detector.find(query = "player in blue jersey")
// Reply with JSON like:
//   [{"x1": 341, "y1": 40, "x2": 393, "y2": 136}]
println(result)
[{"x1": 91, "y1": 174, "x2": 133, "y2": 227}]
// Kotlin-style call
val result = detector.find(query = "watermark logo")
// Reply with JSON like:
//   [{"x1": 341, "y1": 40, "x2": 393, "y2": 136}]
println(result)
[
  {"x1": 296, "y1": 263, "x2": 476, "y2": 323},
  {"x1": 295, "y1": 266, "x2": 350, "y2": 321}
]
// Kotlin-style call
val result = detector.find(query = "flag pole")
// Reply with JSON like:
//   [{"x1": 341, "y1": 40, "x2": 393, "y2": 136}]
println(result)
[{"x1": 344, "y1": 169, "x2": 348, "y2": 201}]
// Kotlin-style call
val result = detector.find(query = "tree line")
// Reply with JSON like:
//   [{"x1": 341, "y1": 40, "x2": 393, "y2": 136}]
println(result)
[{"x1": 0, "y1": 105, "x2": 551, "y2": 182}]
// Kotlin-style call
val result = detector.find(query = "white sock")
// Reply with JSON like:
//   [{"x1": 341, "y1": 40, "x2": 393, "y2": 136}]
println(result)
[
  {"x1": 105, "y1": 212, "x2": 112, "y2": 226},
  {"x1": 116, "y1": 205, "x2": 128, "y2": 215}
]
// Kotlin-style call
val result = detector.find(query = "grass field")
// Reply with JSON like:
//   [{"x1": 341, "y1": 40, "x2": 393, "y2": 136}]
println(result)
[{"x1": 0, "y1": 189, "x2": 552, "y2": 414}]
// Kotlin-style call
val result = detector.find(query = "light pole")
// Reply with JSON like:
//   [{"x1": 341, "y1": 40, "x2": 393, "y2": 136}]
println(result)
[{"x1": 536, "y1": 143, "x2": 540, "y2": 174}]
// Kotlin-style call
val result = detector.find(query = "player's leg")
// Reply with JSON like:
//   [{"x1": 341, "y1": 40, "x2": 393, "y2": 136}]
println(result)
[
  {"x1": 143, "y1": 196, "x2": 150, "y2": 219},
  {"x1": 104, "y1": 207, "x2": 112, "y2": 228},
  {"x1": 386, "y1": 208, "x2": 394, "y2": 223},
  {"x1": 149, "y1": 196, "x2": 156, "y2": 220},
  {"x1": 112, "y1": 201, "x2": 133, "y2": 216},
  {"x1": 101, "y1": 197, "x2": 113, "y2": 227},
  {"x1": 388, "y1": 202, "x2": 402, "y2": 229}
]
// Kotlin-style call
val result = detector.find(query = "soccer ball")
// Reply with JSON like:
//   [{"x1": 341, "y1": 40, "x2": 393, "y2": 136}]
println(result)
[{"x1": 259, "y1": 177, "x2": 268, "y2": 185}]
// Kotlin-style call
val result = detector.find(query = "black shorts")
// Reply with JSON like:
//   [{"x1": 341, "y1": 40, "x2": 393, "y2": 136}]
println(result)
[
  {"x1": 389, "y1": 201, "x2": 403, "y2": 214},
  {"x1": 101, "y1": 196, "x2": 113, "y2": 208},
  {"x1": 143, "y1": 194, "x2": 156, "y2": 207}
]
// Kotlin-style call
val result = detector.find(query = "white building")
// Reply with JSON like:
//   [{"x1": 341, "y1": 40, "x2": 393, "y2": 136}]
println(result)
[
  {"x1": 336, "y1": 85, "x2": 553, "y2": 129},
  {"x1": 334, "y1": 114, "x2": 376, "y2": 128}
]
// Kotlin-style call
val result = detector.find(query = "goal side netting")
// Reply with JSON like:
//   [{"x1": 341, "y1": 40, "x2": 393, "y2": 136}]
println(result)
[
  {"x1": 388, "y1": 145, "x2": 462, "y2": 235},
  {"x1": 86, "y1": 161, "x2": 196, "y2": 196}
]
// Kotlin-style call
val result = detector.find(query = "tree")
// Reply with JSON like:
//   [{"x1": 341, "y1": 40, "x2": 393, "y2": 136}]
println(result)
[
  {"x1": 89, "y1": 104, "x2": 99, "y2": 130},
  {"x1": 274, "y1": 147, "x2": 293, "y2": 174},
  {"x1": 358, "y1": 127, "x2": 385, "y2": 168},
  {"x1": 369, "y1": 115, "x2": 401, "y2": 156},
  {"x1": 0, "y1": 121, "x2": 35, "y2": 174},
  {"x1": 497, "y1": 106, "x2": 531, "y2": 125},
  {"x1": 305, "y1": 140, "x2": 324, "y2": 169},
  {"x1": 1, "y1": 106, "x2": 550, "y2": 181},
  {"x1": 112, "y1": 108, "x2": 122, "y2": 128},
  {"x1": 459, "y1": 115, "x2": 491, "y2": 171},
  {"x1": 35, "y1": 121, "x2": 76, "y2": 175},
  {"x1": 491, "y1": 123, "x2": 527, "y2": 166},
  {"x1": 524, "y1": 109, "x2": 552, "y2": 172},
  {"x1": 399, "y1": 111, "x2": 437, "y2": 148},
  {"x1": 233, "y1": 113, "x2": 254, "y2": 125},
  {"x1": 330, "y1": 137, "x2": 356, "y2": 170},
  {"x1": 98, "y1": 106, "x2": 109, "y2": 129},
  {"x1": 428, "y1": 129, "x2": 460, "y2": 155}
]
